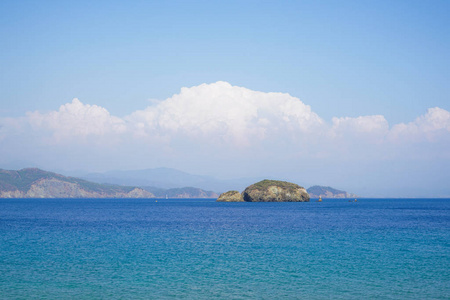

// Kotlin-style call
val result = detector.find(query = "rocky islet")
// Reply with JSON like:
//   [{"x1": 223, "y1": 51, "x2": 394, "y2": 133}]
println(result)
[{"x1": 217, "y1": 179, "x2": 310, "y2": 202}]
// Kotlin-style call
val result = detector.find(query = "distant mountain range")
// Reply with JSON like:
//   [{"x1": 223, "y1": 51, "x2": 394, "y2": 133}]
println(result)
[
  {"x1": 0, "y1": 168, "x2": 219, "y2": 199},
  {"x1": 0, "y1": 167, "x2": 357, "y2": 199}
]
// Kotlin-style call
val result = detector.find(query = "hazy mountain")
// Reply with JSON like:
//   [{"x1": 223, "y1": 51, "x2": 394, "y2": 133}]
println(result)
[
  {"x1": 82, "y1": 167, "x2": 262, "y2": 193},
  {"x1": 307, "y1": 185, "x2": 358, "y2": 198},
  {"x1": 142, "y1": 186, "x2": 218, "y2": 198},
  {"x1": 82, "y1": 168, "x2": 209, "y2": 188}
]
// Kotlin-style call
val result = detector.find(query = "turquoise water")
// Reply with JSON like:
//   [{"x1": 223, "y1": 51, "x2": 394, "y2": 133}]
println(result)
[{"x1": 0, "y1": 198, "x2": 449, "y2": 299}]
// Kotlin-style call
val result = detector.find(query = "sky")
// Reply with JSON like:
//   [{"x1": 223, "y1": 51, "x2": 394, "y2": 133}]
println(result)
[{"x1": 0, "y1": 0, "x2": 449, "y2": 197}]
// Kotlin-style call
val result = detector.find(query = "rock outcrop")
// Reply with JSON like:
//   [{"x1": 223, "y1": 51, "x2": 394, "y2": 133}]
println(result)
[
  {"x1": 243, "y1": 180, "x2": 310, "y2": 202},
  {"x1": 217, "y1": 190, "x2": 244, "y2": 202}
]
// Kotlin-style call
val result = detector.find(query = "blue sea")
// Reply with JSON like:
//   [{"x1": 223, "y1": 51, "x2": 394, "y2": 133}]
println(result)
[{"x1": 0, "y1": 198, "x2": 449, "y2": 299}]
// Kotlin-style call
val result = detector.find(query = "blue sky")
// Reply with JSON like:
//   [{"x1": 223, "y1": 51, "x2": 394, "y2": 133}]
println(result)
[{"x1": 0, "y1": 0, "x2": 449, "y2": 196}]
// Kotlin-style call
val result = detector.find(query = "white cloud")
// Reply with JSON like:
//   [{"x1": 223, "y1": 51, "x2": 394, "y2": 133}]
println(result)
[
  {"x1": 127, "y1": 81, "x2": 325, "y2": 146},
  {"x1": 331, "y1": 115, "x2": 389, "y2": 138},
  {"x1": 26, "y1": 98, "x2": 126, "y2": 142},
  {"x1": 390, "y1": 107, "x2": 450, "y2": 142},
  {"x1": 2, "y1": 83, "x2": 449, "y2": 151}
]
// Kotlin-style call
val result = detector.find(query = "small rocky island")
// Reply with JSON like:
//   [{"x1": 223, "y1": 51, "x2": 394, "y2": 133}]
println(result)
[{"x1": 217, "y1": 179, "x2": 310, "y2": 202}]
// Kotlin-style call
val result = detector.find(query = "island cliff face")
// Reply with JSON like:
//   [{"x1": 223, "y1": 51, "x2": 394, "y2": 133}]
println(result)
[
  {"x1": 217, "y1": 180, "x2": 310, "y2": 202},
  {"x1": 217, "y1": 190, "x2": 244, "y2": 202},
  {"x1": 0, "y1": 168, "x2": 154, "y2": 198}
]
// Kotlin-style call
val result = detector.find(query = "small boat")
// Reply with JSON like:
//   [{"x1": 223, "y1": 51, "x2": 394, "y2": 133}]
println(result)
[{"x1": 317, "y1": 196, "x2": 322, "y2": 202}]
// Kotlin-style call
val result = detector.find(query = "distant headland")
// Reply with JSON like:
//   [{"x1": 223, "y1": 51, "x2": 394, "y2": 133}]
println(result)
[
  {"x1": 307, "y1": 185, "x2": 358, "y2": 199},
  {"x1": 0, "y1": 168, "x2": 153, "y2": 198},
  {"x1": 0, "y1": 168, "x2": 218, "y2": 199}
]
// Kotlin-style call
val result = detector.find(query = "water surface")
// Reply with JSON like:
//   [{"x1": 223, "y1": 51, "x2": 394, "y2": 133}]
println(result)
[{"x1": 0, "y1": 198, "x2": 448, "y2": 299}]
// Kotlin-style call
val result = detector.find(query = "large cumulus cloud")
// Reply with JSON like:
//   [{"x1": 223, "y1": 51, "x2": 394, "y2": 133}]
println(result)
[{"x1": 127, "y1": 81, "x2": 325, "y2": 147}]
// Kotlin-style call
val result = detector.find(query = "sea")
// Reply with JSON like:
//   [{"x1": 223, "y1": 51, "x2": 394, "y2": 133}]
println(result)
[{"x1": 0, "y1": 198, "x2": 448, "y2": 299}]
